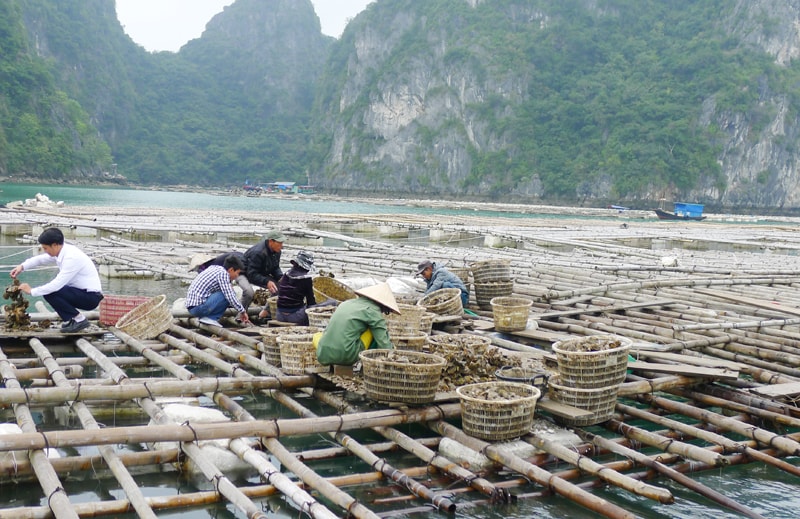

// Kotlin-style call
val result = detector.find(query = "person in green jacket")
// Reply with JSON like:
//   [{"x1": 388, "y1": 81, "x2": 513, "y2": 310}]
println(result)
[{"x1": 315, "y1": 282, "x2": 400, "y2": 366}]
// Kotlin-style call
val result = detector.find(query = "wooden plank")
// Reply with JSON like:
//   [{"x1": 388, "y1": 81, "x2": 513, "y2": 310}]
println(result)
[
  {"x1": 635, "y1": 351, "x2": 743, "y2": 370},
  {"x1": 695, "y1": 288, "x2": 800, "y2": 317},
  {"x1": 627, "y1": 361, "x2": 738, "y2": 380},
  {"x1": 750, "y1": 381, "x2": 800, "y2": 398},
  {"x1": 537, "y1": 398, "x2": 594, "y2": 419},
  {"x1": 534, "y1": 299, "x2": 675, "y2": 320}
]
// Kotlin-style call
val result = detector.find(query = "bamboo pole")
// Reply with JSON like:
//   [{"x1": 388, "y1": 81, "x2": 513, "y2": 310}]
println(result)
[
  {"x1": 311, "y1": 388, "x2": 512, "y2": 503},
  {"x1": 641, "y1": 393, "x2": 800, "y2": 456},
  {"x1": 575, "y1": 429, "x2": 767, "y2": 519},
  {"x1": 88, "y1": 333, "x2": 272, "y2": 519},
  {"x1": 0, "y1": 374, "x2": 313, "y2": 405},
  {"x1": 616, "y1": 401, "x2": 800, "y2": 478},
  {"x1": 32, "y1": 339, "x2": 157, "y2": 519},
  {"x1": 165, "y1": 325, "x2": 456, "y2": 514},
  {"x1": 523, "y1": 434, "x2": 673, "y2": 503},
  {"x1": 605, "y1": 418, "x2": 728, "y2": 467},
  {"x1": 155, "y1": 332, "x2": 373, "y2": 519},
  {"x1": 428, "y1": 421, "x2": 636, "y2": 519},
  {"x1": 0, "y1": 347, "x2": 79, "y2": 519}
]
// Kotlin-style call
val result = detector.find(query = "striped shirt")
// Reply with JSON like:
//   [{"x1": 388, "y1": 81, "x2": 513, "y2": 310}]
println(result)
[{"x1": 185, "y1": 265, "x2": 245, "y2": 313}]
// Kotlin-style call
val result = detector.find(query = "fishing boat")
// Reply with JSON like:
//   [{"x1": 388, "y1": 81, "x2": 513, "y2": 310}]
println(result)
[{"x1": 654, "y1": 202, "x2": 706, "y2": 220}]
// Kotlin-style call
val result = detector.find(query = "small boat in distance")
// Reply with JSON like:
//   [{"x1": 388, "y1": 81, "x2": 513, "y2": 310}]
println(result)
[{"x1": 654, "y1": 202, "x2": 706, "y2": 221}]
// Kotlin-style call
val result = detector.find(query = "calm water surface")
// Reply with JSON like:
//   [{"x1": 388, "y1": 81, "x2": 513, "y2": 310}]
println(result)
[{"x1": 1, "y1": 183, "x2": 797, "y2": 518}]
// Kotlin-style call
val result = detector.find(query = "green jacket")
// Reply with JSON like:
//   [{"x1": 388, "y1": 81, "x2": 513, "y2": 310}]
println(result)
[{"x1": 316, "y1": 297, "x2": 392, "y2": 365}]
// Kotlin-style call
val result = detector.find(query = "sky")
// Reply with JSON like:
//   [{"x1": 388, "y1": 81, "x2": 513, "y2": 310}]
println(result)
[{"x1": 115, "y1": 0, "x2": 371, "y2": 53}]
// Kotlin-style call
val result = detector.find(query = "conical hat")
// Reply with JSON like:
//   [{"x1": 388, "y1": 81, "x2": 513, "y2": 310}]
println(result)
[
  {"x1": 189, "y1": 253, "x2": 215, "y2": 271},
  {"x1": 355, "y1": 282, "x2": 400, "y2": 314}
]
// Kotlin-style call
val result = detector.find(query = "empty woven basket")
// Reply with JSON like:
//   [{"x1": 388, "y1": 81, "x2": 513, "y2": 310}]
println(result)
[
  {"x1": 490, "y1": 296, "x2": 533, "y2": 332},
  {"x1": 115, "y1": 294, "x2": 172, "y2": 340},
  {"x1": 417, "y1": 288, "x2": 462, "y2": 316}
]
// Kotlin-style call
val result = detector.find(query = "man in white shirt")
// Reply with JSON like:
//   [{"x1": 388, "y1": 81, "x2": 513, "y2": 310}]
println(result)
[{"x1": 10, "y1": 228, "x2": 104, "y2": 333}]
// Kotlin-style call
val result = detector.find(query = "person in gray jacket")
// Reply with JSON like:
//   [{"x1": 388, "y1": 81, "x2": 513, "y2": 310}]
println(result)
[{"x1": 416, "y1": 260, "x2": 469, "y2": 307}]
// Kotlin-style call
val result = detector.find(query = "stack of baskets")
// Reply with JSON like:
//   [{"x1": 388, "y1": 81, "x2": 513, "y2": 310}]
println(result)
[
  {"x1": 115, "y1": 294, "x2": 173, "y2": 340},
  {"x1": 385, "y1": 303, "x2": 429, "y2": 351},
  {"x1": 359, "y1": 349, "x2": 447, "y2": 404},
  {"x1": 417, "y1": 288, "x2": 462, "y2": 317},
  {"x1": 277, "y1": 333, "x2": 328, "y2": 374},
  {"x1": 490, "y1": 296, "x2": 533, "y2": 332},
  {"x1": 471, "y1": 259, "x2": 513, "y2": 310},
  {"x1": 312, "y1": 276, "x2": 356, "y2": 303},
  {"x1": 549, "y1": 335, "x2": 632, "y2": 426},
  {"x1": 457, "y1": 381, "x2": 540, "y2": 441},
  {"x1": 258, "y1": 326, "x2": 321, "y2": 367},
  {"x1": 306, "y1": 305, "x2": 337, "y2": 328}
]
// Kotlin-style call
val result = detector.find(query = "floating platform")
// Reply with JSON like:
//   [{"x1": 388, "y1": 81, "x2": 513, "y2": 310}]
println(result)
[{"x1": 0, "y1": 205, "x2": 799, "y2": 518}]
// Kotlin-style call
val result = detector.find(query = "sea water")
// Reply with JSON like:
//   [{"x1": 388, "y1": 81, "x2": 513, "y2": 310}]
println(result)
[{"x1": 0, "y1": 183, "x2": 798, "y2": 518}]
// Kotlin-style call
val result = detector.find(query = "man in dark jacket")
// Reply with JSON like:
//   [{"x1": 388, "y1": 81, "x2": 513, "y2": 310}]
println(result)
[{"x1": 243, "y1": 230, "x2": 285, "y2": 318}]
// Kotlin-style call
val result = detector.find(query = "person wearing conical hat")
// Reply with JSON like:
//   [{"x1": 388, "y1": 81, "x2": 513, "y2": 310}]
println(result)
[{"x1": 314, "y1": 282, "x2": 400, "y2": 366}]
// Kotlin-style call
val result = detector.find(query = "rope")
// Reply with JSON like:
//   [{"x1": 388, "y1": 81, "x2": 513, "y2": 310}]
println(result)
[
  {"x1": 47, "y1": 486, "x2": 65, "y2": 512},
  {"x1": 181, "y1": 420, "x2": 200, "y2": 445}
]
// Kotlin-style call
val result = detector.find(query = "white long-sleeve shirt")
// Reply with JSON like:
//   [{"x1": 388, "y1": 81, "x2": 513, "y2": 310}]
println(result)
[{"x1": 21, "y1": 243, "x2": 102, "y2": 297}]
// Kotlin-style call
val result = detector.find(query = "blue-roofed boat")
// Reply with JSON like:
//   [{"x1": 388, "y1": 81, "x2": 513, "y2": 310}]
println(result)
[{"x1": 654, "y1": 202, "x2": 706, "y2": 221}]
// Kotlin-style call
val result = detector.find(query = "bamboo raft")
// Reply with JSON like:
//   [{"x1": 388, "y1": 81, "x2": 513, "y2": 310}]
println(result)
[{"x1": 0, "y1": 204, "x2": 800, "y2": 517}]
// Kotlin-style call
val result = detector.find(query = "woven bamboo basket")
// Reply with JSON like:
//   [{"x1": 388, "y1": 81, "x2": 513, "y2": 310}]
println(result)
[
  {"x1": 359, "y1": 349, "x2": 446, "y2": 404},
  {"x1": 474, "y1": 280, "x2": 514, "y2": 310},
  {"x1": 470, "y1": 259, "x2": 511, "y2": 284},
  {"x1": 306, "y1": 305, "x2": 337, "y2": 328},
  {"x1": 277, "y1": 333, "x2": 328, "y2": 374},
  {"x1": 386, "y1": 303, "x2": 427, "y2": 338},
  {"x1": 548, "y1": 376, "x2": 620, "y2": 426},
  {"x1": 99, "y1": 295, "x2": 149, "y2": 326},
  {"x1": 490, "y1": 296, "x2": 533, "y2": 332},
  {"x1": 312, "y1": 276, "x2": 356, "y2": 303},
  {"x1": 258, "y1": 326, "x2": 321, "y2": 367},
  {"x1": 115, "y1": 294, "x2": 172, "y2": 340},
  {"x1": 391, "y1": 334, "x2": 428, "y2": 352},
  {"x1": 426, "y1": 333, "x2": 490, "y2": 358},
  {"x1": 267, "y1": 296, "x2": 278, "y2": 319},
  {"x1": 457, "y1": 382, "x2": 540, "y2": 441},
  {"x1": 551, "y1": 335, "x2": 632, "y2": 389},
  {"x1": 449, "y1": 267, "x2": 471, "y2": 285},
  {"x1": 417, "y1": 288, "x2": 462, "y2": 316},
  {"x1": 419, "y1": 312, "x2": 434, "y2": 335}
]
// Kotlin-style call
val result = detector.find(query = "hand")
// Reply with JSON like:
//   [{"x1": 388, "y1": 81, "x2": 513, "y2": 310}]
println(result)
[
  {"x1": 18, "y1": 283, "x2": 32, "y2": 294},
  {"x1": 267, "y1": 281, "x2": 278, "y2": 295},
  {"x1": 10, "y1": 265, "x2": 23, "y2": 278},
  {"x1": 238, "y1": 311, "x2": 251, "y2": 324}
]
